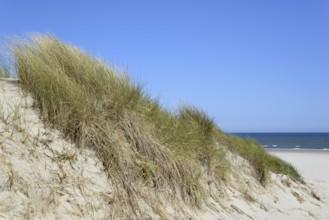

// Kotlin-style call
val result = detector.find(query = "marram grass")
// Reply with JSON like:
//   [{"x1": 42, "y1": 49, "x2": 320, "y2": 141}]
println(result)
[
  {"x1": 0, "y1": 62, "x2": 10, "y2": 78},
  {"x1": 9, "y1": 34, "x2": 302, "y2": 218},
  {"x1": 217, "y1": 134, "x2": 302, "y2": 183}
]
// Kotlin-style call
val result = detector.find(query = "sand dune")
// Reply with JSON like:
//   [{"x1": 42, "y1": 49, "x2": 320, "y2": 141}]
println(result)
[{"x1": 1, "y1": 78, "x2": 329, "y2": 219}]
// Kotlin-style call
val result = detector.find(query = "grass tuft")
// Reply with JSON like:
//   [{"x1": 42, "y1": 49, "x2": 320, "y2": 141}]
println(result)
[
  {"x1": 0, "y1": 63, "x2": 10, "y2": 78},
  {"x1": 217, "y1": 134, "x2": 303, "y2": 183}
]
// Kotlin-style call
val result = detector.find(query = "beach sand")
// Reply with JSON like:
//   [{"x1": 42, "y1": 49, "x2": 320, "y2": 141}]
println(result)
[{"x1": 268, "y1": 149, "x2": 329, "y2": 182}]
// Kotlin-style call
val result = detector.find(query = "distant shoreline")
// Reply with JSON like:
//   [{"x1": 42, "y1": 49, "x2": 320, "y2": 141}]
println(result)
[
  {"x1": 266, "y1": 148, "x2": 329, "y2": 153},
  {"x1": 233, "y1": 132, "x2": 329, "y2": 150}
]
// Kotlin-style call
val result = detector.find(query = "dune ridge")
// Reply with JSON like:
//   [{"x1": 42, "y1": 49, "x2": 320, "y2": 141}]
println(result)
[
  {"x1": 0, "y1": 34, "x2": 329, "y2": 219},
  {"x1": 1, "y1": 79, "x2": 328, "y2": 219}
]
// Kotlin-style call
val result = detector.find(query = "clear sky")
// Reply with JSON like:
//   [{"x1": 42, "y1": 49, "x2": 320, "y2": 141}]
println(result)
[{"x1": 1, "y1": 0, "x2": 328, "y2": 132}]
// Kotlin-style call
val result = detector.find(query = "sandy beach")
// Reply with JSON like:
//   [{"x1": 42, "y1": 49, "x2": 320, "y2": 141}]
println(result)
[{"x1": 268, "y1": 149, "x2": 329, "y2": 182}]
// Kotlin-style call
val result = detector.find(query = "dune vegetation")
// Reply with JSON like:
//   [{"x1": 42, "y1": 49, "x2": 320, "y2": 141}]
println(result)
[
  {"x1": 0, "y1": 60, "x2": 10, "y2": 78},
  {"x1": 7, "y1": 34, "x2": 301, "y2": 217}
]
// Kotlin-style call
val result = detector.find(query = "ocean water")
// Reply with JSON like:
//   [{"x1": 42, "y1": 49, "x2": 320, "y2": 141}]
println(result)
[{"x1": 233, "y1": 133, "x2": 329, "y2": 150}]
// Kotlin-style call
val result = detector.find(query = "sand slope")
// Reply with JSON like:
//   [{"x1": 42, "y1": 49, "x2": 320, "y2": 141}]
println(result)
[
  {"x1": 0, "y1": 79, "x2": 114, "y2": 219},
  {"x1": 0, "y1": 79, "x2": 328, "y2": 219}
]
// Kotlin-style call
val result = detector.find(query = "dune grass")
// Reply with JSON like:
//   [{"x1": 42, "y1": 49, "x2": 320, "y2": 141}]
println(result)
[
  {"x1": 9, "y1": 34, "x2": 302, "y2": 217},
  {"x1": 217, "y1": 134, "x2": 302, "y2": 183},
  {"x1": 11, "y1": 34, "x2": 228, "y2": 217},
  {"x1": 0, "y1": 62, "x2": 10, "y2": 78}
]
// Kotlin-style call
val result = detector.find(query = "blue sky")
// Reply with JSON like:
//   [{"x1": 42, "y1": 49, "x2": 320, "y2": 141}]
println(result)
[{"x1": 1, "y1": 0, "x2": 328, "y2": 132}]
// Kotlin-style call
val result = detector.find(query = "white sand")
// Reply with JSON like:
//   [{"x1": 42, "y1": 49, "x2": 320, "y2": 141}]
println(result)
[
  {"x1": 269, "y1": 149, "x2": 329, "y2": 182},
  {"x1": 1, "y1": 78, "x2": 329, "y2": 219}
]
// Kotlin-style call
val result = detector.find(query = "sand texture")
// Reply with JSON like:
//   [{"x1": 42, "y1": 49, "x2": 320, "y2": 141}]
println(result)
[{"x1": 0, "y1": 79, "x2": 328, "y2": 219}]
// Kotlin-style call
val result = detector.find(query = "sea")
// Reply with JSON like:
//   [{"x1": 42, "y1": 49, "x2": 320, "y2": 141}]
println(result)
[{"x1": 233, "y1": 133, "x2": 329, "y2": 150}]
